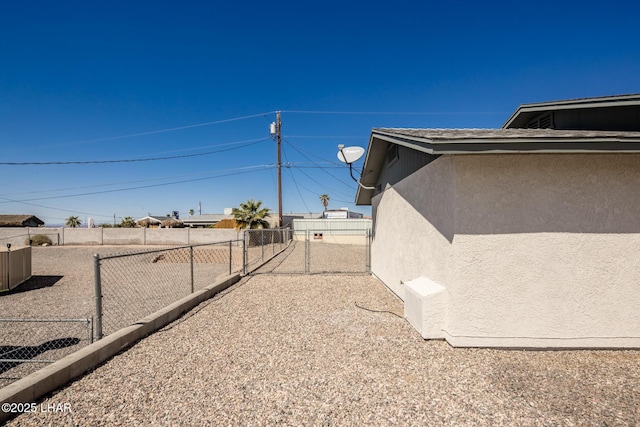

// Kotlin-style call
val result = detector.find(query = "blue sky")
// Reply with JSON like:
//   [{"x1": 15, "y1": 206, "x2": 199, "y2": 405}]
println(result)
[{"x1": 1, "y1": 1, "x2": 639, "y2": 225}]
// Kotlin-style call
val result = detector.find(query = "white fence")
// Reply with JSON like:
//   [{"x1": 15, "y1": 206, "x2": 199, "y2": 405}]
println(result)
[{"x1": 0, "y1": 227, "x2": 241, "y2": 246}]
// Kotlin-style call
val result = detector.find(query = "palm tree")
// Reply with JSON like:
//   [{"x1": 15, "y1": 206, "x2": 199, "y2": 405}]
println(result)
[
  {"x1": 119, "y1": 217, "x2": 136, "y2": 228},
  {"x1": 232, "y1": 199, "x2": 271, "y2": 230},
  {"x1": 189, "y1": 209, "x2": 195, "y2": 217},
  {"x1": 319, "y1": 194, "x2": 330, "y2": 211},
  {"x1": 65, "y1": 216, "x2": 81, "y2": 228}
]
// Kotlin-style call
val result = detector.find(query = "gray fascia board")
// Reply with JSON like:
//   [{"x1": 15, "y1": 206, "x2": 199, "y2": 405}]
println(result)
[
  {"x1": 370, "y1": 131, "x2": 437, "y2": 154},
  {"x1": 427, "y1": 140, "x2": 640, "y2": 153},
  {"x1": 372, "y1": 130, "x2": 640, "y2": 154},
  {"x1": 354, "y1": 132, "x2": 382, "y2": 206},
  {"x1": 355, "y1": 129, "x2": 640, "y2": 206}
]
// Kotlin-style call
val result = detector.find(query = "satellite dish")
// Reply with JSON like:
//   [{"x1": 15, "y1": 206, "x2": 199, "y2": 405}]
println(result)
[
  {"x1": 337, "y1": 146, "x2": 365, "y2": 164},
  {"x1": 337, "y1": 144, "x2": 376, "y2": 190}
]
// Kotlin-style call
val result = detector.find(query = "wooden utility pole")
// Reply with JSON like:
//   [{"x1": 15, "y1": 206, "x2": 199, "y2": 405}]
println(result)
[{"x1": 276, "y1": 111, "x2": 283, "y2": 227}]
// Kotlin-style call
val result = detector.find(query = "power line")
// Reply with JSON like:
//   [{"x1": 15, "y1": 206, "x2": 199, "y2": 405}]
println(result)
[
  {"x1": 280, "y1": 146, "x2": 357, "y2": 210},
  {"x1": 282, "y1": 137, "x2": 345, "y2": 166},
  {"x1": 281, "y1": 109, "x2": 508, "y2": 115},
  {"x1": 1, "y1": 164, "x2": 276, "y2": 197},
  {"x1": 19, "y1": 111, "x2": 277, "y2": 150},
  {"x1": 281, "y1": 145, "x2": 311, "y2": 213},
  {"x1": 282, "y1": 138, "x2": 355, "y2": 188},
  {"x1": 0, "y1": 166, "x2": 274, "y2": 204},
  {"x1": 1, "y1": 138, "x2": 270, "y2": 165},
  {"x1": 0, "y1": 196, "x2": 115, "y2": 219},
  {"x1": 291, "y1": 164, "x2": 355, "y2": 199},
  {"x1": 285, "y1": 135, "x2": 364, "y2": 139},
  {"x1": 291, "y1": 172, "x2": 356, "y2": 205},
  {"x1": 286, "y1": 164, "x2": 343, "y2": 169},
  {"x1": 1, "y1": 163, "x2": 328, "y2": 197}
]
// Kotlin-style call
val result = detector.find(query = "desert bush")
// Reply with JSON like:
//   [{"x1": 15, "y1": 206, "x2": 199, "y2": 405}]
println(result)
[{"x1": 27, "y1": 234, "x2": 53, "y2": 246}]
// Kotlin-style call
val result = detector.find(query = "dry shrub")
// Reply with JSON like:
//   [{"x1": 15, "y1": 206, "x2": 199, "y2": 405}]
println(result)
[{"x1": 27, "y1": 234, "x2": 53, "y2": 246}]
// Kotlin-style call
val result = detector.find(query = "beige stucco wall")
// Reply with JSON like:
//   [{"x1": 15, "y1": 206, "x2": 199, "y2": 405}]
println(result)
[
  {"x1": 371, "y1": 156, "x2": 454, "y2": 300},
  {"x1": 63, "y1": 227, "x2": 103, "y2": 245},
  {"x1": 372, "y1": 153, "x2": 640, "y2": 348}
]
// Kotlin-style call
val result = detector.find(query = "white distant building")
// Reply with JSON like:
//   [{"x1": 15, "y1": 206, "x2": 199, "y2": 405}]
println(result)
[{"x1": 322, "y1": 208, "x2": 363, "y2": 219}]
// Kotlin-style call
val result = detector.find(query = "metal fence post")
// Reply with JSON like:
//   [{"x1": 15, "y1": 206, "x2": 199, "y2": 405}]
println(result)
[
  {"x1": 261, "y1": 229, "x2": 264, "y2": 262},
  {"x1": 305, "y1": 230, "x2": 310, "y2": 274},
  {"x1": 93, "y1": 254, "x2": 103, "y2": 341},
  {"x1": 190, "y1": 245, "x2": 194, "y2": 293},
  {"x1": 229, "y1": 240, "x2": 233, "y2": 275},
  {"x1": 366, "y1": 228, "x2": 371, "y2": 273},
  {"x1": 88, "y1": 317, "x2": 94, "y2": 344},
  {"x1": 242, "y1": 230, "x2": 247, "y2": 275}
]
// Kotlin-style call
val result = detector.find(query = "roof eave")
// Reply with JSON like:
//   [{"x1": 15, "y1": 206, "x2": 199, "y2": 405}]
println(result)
[
  {"x1": 355, "y1": 131, "x2": 399, "y2": 206},
  {"x1": 355, "y1": 131, "x2": 640, "y2": 206}
]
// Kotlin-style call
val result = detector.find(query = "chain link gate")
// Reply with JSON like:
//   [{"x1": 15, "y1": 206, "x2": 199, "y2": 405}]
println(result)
[
  {"x1": 257, "y1": 228, "x2": 371, "y2": 274},
  {"x1": 304, "y1": 228, "x2": 370, "y2": 274}
]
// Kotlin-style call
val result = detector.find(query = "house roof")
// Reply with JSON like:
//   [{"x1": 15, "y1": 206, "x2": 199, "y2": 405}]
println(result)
[
  {"x1": 502, "y1": 93, "x2": 640, "y2": 129},
  {"x1": 355, "y1": 127, "x2": 640, "y2": 205},
  {"x1": 135, "y1": 216, "x2": 163, "y2": 224},
  {"x1": 370, "y1": 128, "x2": 640, "y2": 154},
  {"x1": 0, "y1": 214, "x2": 45, "y2": 227},
  {"x1": 182, "y1": 214, "x2": 233, "y2": 225}
]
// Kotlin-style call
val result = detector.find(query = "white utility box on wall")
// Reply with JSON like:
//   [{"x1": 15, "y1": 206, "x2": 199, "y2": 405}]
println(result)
[{"x1": 404, "y1": 276, "x2": 447, "y2": 339}]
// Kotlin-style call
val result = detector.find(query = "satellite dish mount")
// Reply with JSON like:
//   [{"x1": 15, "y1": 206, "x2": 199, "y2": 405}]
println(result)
[{"x1": 337, "y1": 145, "x2": 375, "y2": 190}]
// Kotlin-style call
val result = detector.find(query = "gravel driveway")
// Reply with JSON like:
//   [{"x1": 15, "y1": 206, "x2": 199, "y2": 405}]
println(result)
[{"x1": 4, "y1": 246, "x2": 640, "y2": 426}]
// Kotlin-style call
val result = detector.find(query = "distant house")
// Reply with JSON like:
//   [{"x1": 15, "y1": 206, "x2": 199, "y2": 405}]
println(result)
[
  {"x1": 182, "y1": 214, "x2": 233, "y2": 228},
  {"x1": 356, "y1": 94, "x2": 640, "y2": 349},
  {"x1": 182, "y1": 212, "x2": 324, "y2": 228},
  {"x1": 135, "y1": 216, "x2": 164, "y2": 228},
  {"x1": 213, "y1": 218, "x2": 237, "y2": 229},
  {"x1": 160, "y1": 218, "x2": 185, "y2": 228},
  {"x1": 0, "y1": 215, "x2": 44, "y2": 227}
]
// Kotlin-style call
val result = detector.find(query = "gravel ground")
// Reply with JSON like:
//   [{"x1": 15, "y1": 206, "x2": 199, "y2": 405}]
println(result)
[{"x1": 4, "y1": 245, "x2": 640, "y2": 426}]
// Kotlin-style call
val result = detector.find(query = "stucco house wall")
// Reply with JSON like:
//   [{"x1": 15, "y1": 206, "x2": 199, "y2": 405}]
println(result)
[
  {"x1": 371, "y1": 156, "x2": 454, "y2": 300},
  {"x1": 372, "y1": 153, "x2": 640, "y2": 348}
]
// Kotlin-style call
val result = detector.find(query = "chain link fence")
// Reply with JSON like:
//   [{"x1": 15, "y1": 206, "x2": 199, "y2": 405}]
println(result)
[
  {"x1": 95, "y1": 229, "x2": 292, "y2": 339},
  {"x1": 0, "y1": 230, "x2": 292, "y2": 387},
  {"x1": 242, "y1": 228, "x2": 293, "y2": 274},
  {"x1": 305, "y1": 229, "x2": 371, "y2": 274},
  {"x1": 95, "y1": 240, "x2": 242, "y2": 338},
  {"x1": 256, "y1": 228, "x2": 371, "y2": 274},
  {"x1": 0, "y1": 318, "x2": 93, "y2": 388}
]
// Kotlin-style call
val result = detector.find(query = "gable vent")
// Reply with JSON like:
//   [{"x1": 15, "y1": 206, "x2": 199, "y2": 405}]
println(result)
[
  {"x1": 526, "y1": 113, "x2": 554, "y2": 129},
  {"x1": 539, "y1": 114, "x2": 552, "y2": 128}
]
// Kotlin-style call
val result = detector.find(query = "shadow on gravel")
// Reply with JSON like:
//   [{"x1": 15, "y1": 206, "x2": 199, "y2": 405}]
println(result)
[
  {"x1": 0, "y1": 337, "x2": 81, "y2": 374},
  {"x1": 250, "y1": 242, "x2": 302, "y2": 275},
  {"x1": 1, "y1": 276, "x2": 63, "y2": 295}
]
